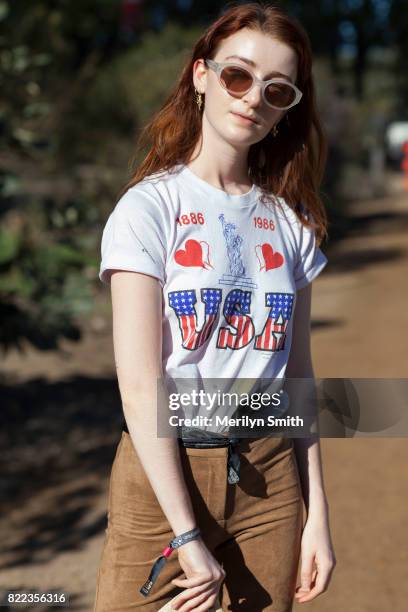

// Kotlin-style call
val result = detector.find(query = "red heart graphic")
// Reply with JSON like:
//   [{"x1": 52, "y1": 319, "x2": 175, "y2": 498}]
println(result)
[
  {"x1": 261, "y1": 243, "x2": 284, "y2": 270},
  {"x1": 175, "y1": 239, "x2": 205, "y2": 268}
]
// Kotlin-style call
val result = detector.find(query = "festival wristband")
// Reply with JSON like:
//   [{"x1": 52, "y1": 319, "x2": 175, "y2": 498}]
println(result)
[{"x1": 140, "y1": 526, "x2": 202, "y2": 597}]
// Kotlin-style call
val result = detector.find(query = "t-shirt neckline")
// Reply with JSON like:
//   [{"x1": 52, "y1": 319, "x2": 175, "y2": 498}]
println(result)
[{"x1": 177, "y1": 163, "x2": 259, "y2": 209}]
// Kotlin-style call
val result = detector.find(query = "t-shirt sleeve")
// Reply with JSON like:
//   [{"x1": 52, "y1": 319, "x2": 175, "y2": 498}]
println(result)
[
  {"x1": 293, "y1": 211, "x2": 328, "y2": 290},
  {"x1": 99, "y1": 188, "x2": 166, "y2": 287}
]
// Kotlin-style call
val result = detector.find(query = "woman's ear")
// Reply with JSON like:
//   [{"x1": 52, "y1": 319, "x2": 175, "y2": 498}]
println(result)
[{"x1": 192, "y1": 59, "x2": 208, "y2": 94}]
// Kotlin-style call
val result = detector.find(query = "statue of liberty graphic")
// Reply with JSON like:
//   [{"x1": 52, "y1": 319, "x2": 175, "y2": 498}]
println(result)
[{"x1": 218, "y1": 213, "x2": 257, "y2": 289}]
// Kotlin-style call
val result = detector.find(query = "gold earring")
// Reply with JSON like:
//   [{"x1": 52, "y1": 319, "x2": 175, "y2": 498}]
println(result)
[
  {"x1": 272, "y1": 123, "x2": 279, "y2": 137},
  {"x1": 195, "y1": 89, "x2": 203, "y2": 111}
]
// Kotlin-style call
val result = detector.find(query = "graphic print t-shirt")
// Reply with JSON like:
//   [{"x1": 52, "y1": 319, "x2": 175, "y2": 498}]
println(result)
[{"x1": 99, "y1": 164, "x2": 328, "y2": 387}]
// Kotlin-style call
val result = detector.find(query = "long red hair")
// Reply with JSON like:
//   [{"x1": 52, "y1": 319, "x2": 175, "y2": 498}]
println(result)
[{"x1": 121, "y1": 2, "x2": 328, "y2": 244}]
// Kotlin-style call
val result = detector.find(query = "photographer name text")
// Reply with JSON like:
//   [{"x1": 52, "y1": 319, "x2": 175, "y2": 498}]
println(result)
[{"x1": 168, "y1": 415, "x2": 303, "y2": 428}]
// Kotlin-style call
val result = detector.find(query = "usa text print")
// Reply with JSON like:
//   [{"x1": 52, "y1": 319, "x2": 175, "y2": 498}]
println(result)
[{"x1": 168, "y1": 288, "x2": 294, "y2": 352}]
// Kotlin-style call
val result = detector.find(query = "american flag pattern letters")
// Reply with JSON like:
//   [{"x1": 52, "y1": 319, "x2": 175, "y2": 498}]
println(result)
[
  {"x1": 217, "y1": 289, "x2": 254, "y2": 350},
  {"x1": 254, "y1": 292, "x2": 294, "y2": 352},
  {"x1": 168, "y1": 289, "x2": 222, "y2": 351},
  {"x1": 168, "y1": 288, "x2": 294, "y2": 353}
]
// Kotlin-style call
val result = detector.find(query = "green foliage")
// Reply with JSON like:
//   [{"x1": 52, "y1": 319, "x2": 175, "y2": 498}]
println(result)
[
  {"x1": 0, "y1": 0, "x2": 113, "y2": 350},
  {"x1": 66, "y1": 22, "x2": 203, "y2": 163},
  {"x1": 123, "y1": 23, "x2": 202, "y2": 125},
  {"x1": 0, "y1": 229, "x2": 20, "y2": 265},
  {"x1": 0, "y1": 208, "x2": 97, "y2": 351}
]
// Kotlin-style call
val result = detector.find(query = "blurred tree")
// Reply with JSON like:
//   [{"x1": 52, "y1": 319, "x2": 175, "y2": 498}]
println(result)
[
  {"x1": 142, "y1": 0, "x2": 394, "y2": 100},
  {"x1": 389, "y1": 0, "x2": 408, "y2": 113},
  {"x1": 291, "y1": 0, "x2": 392, "y2": 99},
  {"x1": 0, "y1": 0, "x2": 122, "y2": 351}
]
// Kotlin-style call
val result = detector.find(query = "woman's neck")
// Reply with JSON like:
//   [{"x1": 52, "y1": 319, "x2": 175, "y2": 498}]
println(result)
[{"x1": 186, "y1": 119, "x2": 253, "y2": 195}]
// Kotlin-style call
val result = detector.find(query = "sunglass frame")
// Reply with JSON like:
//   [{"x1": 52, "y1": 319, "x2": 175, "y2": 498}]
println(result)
[{"x1": 205, "y1": 58, "x2": 303, "y2": 110}]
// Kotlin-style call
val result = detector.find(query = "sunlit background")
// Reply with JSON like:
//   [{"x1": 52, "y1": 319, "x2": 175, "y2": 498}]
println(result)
[{"x1": 1, "y1": 1, "x2": 407, "y2": 610}]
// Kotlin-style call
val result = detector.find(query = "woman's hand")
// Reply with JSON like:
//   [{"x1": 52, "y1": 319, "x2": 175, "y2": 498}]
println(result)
[
  {"x1": 170, "y1": 537, "x2": 225, "y2": 612},
  {"x1": 294, "y1": 512, "x2": 336, "y2": 604}
]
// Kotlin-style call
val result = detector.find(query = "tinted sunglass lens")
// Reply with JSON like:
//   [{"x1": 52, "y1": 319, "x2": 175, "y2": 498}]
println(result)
[
  {"x1": 265, "y1": 83, "x2": 296, "y2": 108},
  {"x1": 220, "y1": 67, "x2": 253, "y2": 94}
]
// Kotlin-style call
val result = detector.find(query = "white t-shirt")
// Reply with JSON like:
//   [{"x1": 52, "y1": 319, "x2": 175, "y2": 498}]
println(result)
[{"x1": 100, "y1": 163, "x2": 327, "y2": 388}]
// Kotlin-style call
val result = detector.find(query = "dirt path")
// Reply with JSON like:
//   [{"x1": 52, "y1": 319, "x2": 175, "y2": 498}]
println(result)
[
  {"x1": 294, "y1": 180, "x2": 408, "y2": 612},
  {"x1": 1, "y1": 180, "x2": 407, "y2": 611}
]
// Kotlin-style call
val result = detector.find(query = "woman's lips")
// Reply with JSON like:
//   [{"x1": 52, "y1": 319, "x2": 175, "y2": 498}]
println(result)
[{"x1": 230, "y1": 111, "x2": 258, "y2": 125}]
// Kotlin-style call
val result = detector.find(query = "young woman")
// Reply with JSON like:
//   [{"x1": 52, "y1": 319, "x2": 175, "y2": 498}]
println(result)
[{"x1": 94, "y1": 3, "x2": 336, "y2": 611}]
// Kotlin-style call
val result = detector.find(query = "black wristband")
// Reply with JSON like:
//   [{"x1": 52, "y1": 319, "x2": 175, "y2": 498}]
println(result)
[
  {"x1": 139, "y1": 526, "x2": 202, "y2": 597},
  {"x1": 170, "y1": 526, "x2": 201, "y2": 549}
]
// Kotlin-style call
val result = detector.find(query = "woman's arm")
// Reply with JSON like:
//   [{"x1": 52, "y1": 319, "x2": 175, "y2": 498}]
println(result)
[
  {"x1": 111, "y1": 269, "x2": 197, "y2": 535},
  {"x1": 286, "y1": 283, "x2": 336, "y2": 603},
  {"x1": 286, "y1": 283, "x2": 328, "y2": 516},
  {"x1": 110, "y1": 269, "x2": 225, "y2": 609}
]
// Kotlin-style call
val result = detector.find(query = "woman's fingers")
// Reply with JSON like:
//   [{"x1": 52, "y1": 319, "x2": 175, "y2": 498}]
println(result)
[
  {"x1": 295, "y1": 555, "x2": 335, "y2": 602},
  {"x1": 171, "y1": 575, "x2": 225, "y2": 610},
  {"x1": 171, "y1": 573, "x2": 212, "y2": 589},
  {"x1": 170, "y1": 583, "x2": 212, "y2": 610},
  {"x1": 172, "y1": 586, "x2": 216, "y2": 611},
  {"x1": 183, "y1": 590, "x2": 218, "y2": 612},
  {"x1": 297, "y1": 553, "x2": 315, "y2": 594}
]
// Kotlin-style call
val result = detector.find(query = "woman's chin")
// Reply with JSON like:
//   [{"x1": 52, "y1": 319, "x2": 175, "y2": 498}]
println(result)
[{"x1": 220, "y1": 128, "x2": 260, "y2": 148}]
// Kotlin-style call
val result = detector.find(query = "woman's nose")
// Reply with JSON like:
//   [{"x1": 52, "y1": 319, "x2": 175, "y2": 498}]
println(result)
[{"x1": 242, "y1": 83, "x2": 263, "y2": 107}]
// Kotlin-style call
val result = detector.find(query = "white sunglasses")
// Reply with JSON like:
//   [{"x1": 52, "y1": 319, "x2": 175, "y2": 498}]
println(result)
[{"x1": 205, "y1": 59, "x2": 302, "y2": 110}]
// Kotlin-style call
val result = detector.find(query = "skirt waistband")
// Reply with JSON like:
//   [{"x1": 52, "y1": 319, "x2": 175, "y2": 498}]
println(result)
[
  {"x1": 121, "y1": 421, "x2": 241, "y2": 484},
  {"x1": 121, "y1": 421, "x2": 242, "y2": 448}
]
